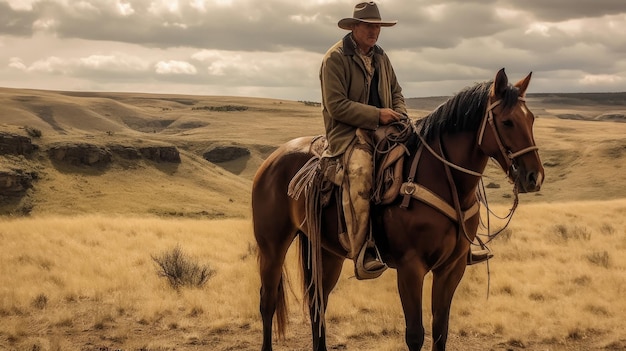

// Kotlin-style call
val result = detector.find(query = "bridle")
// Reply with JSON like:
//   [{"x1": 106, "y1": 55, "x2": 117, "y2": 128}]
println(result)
[
  {"x1": 415, "y1": 95, "x2": 539, "y2": 179},
  {"x1": 406, "y1": 93, "x2": 541, "y2": 257},
  {"x1": 477, "y1": 97, "x2": 539, "y2": 176}
]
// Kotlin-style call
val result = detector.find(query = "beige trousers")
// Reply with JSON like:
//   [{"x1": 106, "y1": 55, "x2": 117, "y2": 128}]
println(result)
[{"x1": 339, "y1": 130, "x2": 374, "y2": 259}]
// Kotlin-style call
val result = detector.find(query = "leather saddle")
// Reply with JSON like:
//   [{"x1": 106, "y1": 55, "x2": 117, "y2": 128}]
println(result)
[{"x1": 306, "y1": 119, "x2": 413, "y2": 208}]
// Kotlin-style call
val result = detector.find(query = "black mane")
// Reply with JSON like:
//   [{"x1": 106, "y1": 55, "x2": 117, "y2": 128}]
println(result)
[{"x1": 418, "y1": 80, "x2": 521, "y2": 141}]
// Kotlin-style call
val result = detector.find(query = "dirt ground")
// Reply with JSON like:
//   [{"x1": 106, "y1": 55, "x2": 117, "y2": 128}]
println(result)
[{"x1": 63, "y1": 318, "x2": 626, "y2": 351}]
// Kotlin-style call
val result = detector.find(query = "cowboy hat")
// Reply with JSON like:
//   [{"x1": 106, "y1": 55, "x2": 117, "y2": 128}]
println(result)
[{"x1": 338, "y1": 2, "x2": 398, "y2": 30}]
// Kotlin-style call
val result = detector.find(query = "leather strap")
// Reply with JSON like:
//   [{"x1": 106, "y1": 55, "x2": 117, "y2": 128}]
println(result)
[
  {"x1": 399, "y1": 182, "x2": 479, "y2": 222},
  {"x1": 400, "y1": 144, "x2": 423, "y2": 208}
]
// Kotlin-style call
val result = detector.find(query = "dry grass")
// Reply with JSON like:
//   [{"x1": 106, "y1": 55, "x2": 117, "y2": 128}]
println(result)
[
  {"x1": 0, "y1": 201, "x2": 625, "y2": 350},
  {"x1": 0, "y1": 216, "x2": 260, "y2": 350}
]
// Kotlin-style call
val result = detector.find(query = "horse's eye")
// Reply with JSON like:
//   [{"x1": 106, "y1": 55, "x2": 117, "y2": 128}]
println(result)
[{"x1": 503, "y1": 119, "x2": 514, "y2": 127}]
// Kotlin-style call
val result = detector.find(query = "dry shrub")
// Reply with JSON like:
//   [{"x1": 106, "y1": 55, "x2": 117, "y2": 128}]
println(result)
[
  {"x1": 31, "y1": 293, "x2": 48, "y2": 310},
  {"x1": 552, "y1": 224, "x2": 591, "y2": 241},
  {"x1": 586, "y1": 251, "x2": 610, "y2": 268},
  {"x1": 600, "y1": 223, "x2": 615, "y2": 235},
  {"x1": 25, "y1": 126, "x2": 42, "y2": 138},
  {"x1": 152, "y1": 245, "x2": 216, "y2": 290}
]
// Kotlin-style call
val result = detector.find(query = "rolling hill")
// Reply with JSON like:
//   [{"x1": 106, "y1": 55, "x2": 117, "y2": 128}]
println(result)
[{"x1": 1, "y1": 87, "x2": 625, "y2": 216}]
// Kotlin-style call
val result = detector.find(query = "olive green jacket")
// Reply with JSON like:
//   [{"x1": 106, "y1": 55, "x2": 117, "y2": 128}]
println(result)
[{"x1": 320, "y1": 33, "x2": 407, "y2": 157}]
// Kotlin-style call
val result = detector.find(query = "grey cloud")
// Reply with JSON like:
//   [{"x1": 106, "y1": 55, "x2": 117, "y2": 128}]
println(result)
[
  {"x1": 0, "y1": 2, "x2": 36, "y2": 36},
  {"x1": 1, "y1": 0, "x2": 625, "y2": 100},
  {"x1": 498, "y1": 0, "x2": 626, "y2": 21},
  {"x1": 383, "y1": 1, "x2": 511, "y2": 50},
  {"x1": 2, "y1": 0, "x2": 338, "y2": 51}
]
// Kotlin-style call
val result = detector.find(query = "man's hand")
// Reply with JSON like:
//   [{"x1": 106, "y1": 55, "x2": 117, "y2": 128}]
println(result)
[{"x1": 378, "y1": 108, "x2": 403, "y2": 125}]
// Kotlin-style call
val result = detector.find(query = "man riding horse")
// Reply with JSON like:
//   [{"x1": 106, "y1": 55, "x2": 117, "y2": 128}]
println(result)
[{"x1": 320, "y1": 1, "x2": 491, "y2": 280}]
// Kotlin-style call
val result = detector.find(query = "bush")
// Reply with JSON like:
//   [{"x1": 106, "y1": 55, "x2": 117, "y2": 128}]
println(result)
[
  {"x1": 152, "y1": 245, "x2": 216, "y2": 289},
  {"x1": 31, "y1": 293, "x2": 48, "y2": 309},
  {"x1": 191, "y1": 105, "x2": 248, "y2": 112},
  {"x1": 586, "y1": 251, "x2": 610, "y2": 268},
  {"x1": 25, "y1": 126, "x2": 42, "y2": 138},
  {"x1": 298, "y1": 100, "x2": 321, "y2": 107},
  {"x1": 552, "y1": 224, "x2": 591, "y2": 241}
]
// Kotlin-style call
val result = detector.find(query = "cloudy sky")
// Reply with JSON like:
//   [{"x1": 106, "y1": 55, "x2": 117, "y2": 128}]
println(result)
[{"x1": 1, "y1": 0, "x2": 625, "y2": 101}]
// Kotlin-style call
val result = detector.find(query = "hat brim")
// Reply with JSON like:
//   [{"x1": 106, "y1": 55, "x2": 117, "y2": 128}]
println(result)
[{"x1": 338, "y1": 18, "x2": 398, "y2": 30}]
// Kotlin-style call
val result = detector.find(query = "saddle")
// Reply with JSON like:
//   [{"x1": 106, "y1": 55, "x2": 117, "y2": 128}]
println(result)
[{"x1": 295, "y1": 120, "x2": 412, "y2": 209}]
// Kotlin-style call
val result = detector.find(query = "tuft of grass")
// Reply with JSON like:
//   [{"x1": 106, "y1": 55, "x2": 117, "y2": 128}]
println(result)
[
  {"x1": 496, "y1": 284, "x2": 515, "y2": 296},
  {"x1": 31, "y1": 293, "x2": 48, "y2": 310},
  {"x1": 586, "y1": 251, "x2": 610, "y2": 268},
  {"x1": 240, "y1": 242, "x2": 258, "y2": 260},
  {"x1": 572, "y1": 275, "x2": 592, "y2": 286},
  {"x1": 553, "y1": 224, "x2": 591, "y2": 241},
  {"x1": 24, "y1": 126, "x2": 42, "y2": 138},
  {"x1": 494, "y1": 228, "x2": 513, "y2": 242},
  {"x1": 600, "y1": 223, "x2": 615, "y2": 235},
  {"x1": 584, "y1": 304, "x2": 610, "y2": 317},
  {"x1": 152, "y1": 245, "x2": 216, "y2": 290},
  {"x1": 528, "y1": 292, "x2": 544, "y2": 301}
]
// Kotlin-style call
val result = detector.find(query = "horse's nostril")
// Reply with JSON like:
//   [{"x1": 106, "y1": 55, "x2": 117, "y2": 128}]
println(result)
[
  {"x1": 526, "y1": 171, "x2": 537, "y2": 188},
  {"x1": 525, "y1": 171, "x2": 543, "y2": 191}
]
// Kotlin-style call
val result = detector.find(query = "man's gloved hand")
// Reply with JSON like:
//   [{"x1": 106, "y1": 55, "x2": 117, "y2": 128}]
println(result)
[{"x1": 378, "y1": 108, "x2": 403, "y2": 125}]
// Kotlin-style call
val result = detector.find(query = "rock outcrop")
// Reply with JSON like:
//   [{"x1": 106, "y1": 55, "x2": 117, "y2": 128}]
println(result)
[
  {"x1": 47, "y1": 143, "x2": 181, "y2": 166},
  {"x1": 48, "y1": 143, "x2": 113, "y2": 166},
  {"x1": 0, "y1": 132, "x2": 38, "y2": 156},
  {"x1": 0, "y1": 169, "x2": 36, "y2": 197},
  {"x1": 0, "y1": 132, "x2": 38, "y2": 199},
  {"x1": 203, "y1": 145, "x2": 250, "y2": 163},
  {"x1": 138, "y1": 146, "x2": 181, "y2": 163}
]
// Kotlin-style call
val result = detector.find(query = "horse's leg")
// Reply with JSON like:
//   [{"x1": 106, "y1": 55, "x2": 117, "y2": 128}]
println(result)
[
  {"x1": 305, "y1": 247, "x2": 344, "y2": 351},
  {"x1": 397, "y1": 258, "x2": 428, "y2": 351},
  {"x1": 430, "y1": 258, "x2": 467, "y2": 351},
  {"x1": 256, "y1": 221, "x2": 296, "y2": 351}
]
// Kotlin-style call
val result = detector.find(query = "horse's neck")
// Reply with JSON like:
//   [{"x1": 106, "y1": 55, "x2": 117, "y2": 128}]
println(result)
[{"x1": 440, "y1": 132, "x2": 489, "y2": 203}]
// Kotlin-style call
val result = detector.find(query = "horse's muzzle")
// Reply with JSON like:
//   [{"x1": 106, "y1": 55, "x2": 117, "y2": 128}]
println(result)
[{"x1": 517, "y1": 168, "x2": 543, "y2": 193}]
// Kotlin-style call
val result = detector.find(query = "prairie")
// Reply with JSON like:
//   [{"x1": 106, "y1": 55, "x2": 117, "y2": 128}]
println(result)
[{"x1": 0, "y1": 87, "x2": 625, "y2": 350}]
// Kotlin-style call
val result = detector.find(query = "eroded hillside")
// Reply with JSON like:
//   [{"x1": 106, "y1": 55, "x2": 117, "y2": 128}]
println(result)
[{"x1": 1, "y1": 87, "x2": 625, "y2": 216}]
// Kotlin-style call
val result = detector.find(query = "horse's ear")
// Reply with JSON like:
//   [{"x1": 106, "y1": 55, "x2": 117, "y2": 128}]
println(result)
[
  {"x1": 514, "y1": 72, "x2": 533, "y2": 97},
  {"x1": 491, "y1": 68, "x2": 508, "y2": 98}
]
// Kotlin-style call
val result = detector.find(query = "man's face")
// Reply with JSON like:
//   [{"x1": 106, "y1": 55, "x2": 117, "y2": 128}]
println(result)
[{"x1": 352, "y1": 22, "x2": 381, "y2": 51}]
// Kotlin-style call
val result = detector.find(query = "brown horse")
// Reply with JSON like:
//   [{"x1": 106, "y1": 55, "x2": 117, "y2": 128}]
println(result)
[{"x1": 252, "y1": 68, "x2": 544, "y2": 351}]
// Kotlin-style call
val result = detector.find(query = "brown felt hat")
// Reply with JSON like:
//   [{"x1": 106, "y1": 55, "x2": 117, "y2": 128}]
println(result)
[{"x1": 338, "y1": 2, "x2": 398, "y2": 30}]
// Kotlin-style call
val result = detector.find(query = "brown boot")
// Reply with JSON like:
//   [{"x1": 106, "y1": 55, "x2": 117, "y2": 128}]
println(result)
[{"x1": 467, "y1": 249, "x2": 493, "y2": 265}]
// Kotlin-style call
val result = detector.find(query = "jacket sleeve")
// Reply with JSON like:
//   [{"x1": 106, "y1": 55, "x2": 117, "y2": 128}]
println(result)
[{"x1": 320, "y1": 51, "x2": 379, "y2": 130}]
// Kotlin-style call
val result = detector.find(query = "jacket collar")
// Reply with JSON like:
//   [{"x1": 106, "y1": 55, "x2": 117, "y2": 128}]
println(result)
[{"x1": 342, "y1": 33, "x2": 384, "y2": 57}]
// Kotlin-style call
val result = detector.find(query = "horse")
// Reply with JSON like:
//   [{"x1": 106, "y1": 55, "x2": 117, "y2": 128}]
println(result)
[{"x1": 251, "y1": 68, "x2": 544, "y2": 351}]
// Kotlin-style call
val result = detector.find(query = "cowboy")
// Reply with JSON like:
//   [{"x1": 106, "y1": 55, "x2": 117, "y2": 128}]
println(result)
[
  {"x1": 320, "y1": 2, "x2": 492, "y2": 281},
  {"x1": 320, "y1": 1, "x2": 405, "y2": 279}
]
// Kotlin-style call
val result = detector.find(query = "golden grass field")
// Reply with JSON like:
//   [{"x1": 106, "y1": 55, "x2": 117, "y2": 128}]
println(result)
[{"x1": 0, "y1": 87, "x2": 625, "y2": 350}]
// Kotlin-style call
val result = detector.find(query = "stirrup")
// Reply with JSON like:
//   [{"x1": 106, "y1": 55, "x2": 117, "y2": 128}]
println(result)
[
  {"x1": 467, "y1": 249, "x2": 493, "y2": 265},
  {"x1": 355, "y1": 240, "x2": 387, "y2": 280}
]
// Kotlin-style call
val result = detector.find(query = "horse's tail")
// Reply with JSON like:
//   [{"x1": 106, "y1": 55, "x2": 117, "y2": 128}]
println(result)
[
  {"x1": 274, "y1": 269, "x2": 288, "y2": 339},
  {"x1": 256, "y1": 251, "x2": 289, "y2": 339}
]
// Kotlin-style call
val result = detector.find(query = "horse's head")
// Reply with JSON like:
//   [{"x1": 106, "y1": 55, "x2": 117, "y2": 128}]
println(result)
[{"x1": 478, "y1": 68, "x2": 544, "y2": 193}]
